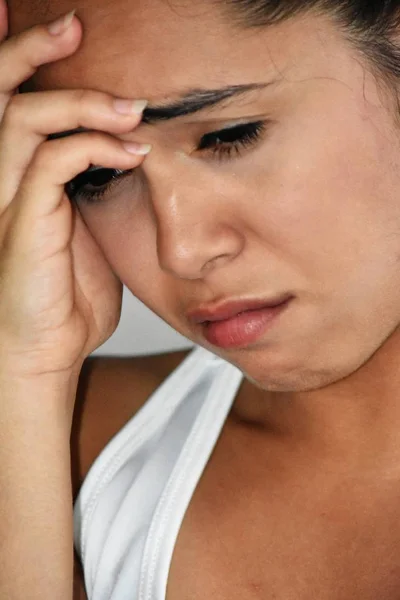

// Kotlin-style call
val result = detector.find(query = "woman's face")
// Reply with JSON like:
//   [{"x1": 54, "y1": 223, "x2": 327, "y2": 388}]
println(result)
[{"x1": 10, "y1": 1, "x2": 400, "y2": 393}]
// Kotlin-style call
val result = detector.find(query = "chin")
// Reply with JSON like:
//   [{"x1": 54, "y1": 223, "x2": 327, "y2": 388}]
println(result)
[{"x1": 229, "y1": 342, "x2": 369, "y2": 394}]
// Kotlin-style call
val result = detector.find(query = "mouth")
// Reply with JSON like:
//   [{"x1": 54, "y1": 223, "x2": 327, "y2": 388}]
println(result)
[
  {"x1": 191, "y1": 295, "x2": 294, "y2": 350},
  {"x1": 187, "y1": 293, "x2": 294, "y2": 325}
]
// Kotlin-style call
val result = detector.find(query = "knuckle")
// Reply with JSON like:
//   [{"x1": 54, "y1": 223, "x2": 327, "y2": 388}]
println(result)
[
  {"x1": 2, "y1": 94, "x2": 26, "y2": 124},
  {"x1": 33, "y1": 142, "x2": 56, "y2": 170},
  {"x1": 7, "y1": 28, "x2": 41, "y2": 67},
  {"x1": 72, "y1": 88, "x2": 96, "y2": 108}
]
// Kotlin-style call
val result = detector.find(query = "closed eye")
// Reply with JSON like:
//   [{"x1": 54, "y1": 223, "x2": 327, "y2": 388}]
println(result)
[
  {"x1": 66, "y1": 120, "x2": 267, "y2": 205},
  {"x1": 198, "y1": 120, "x2": 265, "y2": 157},
  {"x1": 65, "y1": 167, "x2": 131, "y2": 205}
]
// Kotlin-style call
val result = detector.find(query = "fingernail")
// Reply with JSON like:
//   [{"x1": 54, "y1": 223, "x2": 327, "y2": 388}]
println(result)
[
  {"x1": 48, "y1": 9, "x2": 77, "y2": 35},
  {"x1": 114, "y1": 99, "x2": 148, "y2": 115},
  {"x1": 123, "y1": 142, "x2": 152, "y2": 155}
]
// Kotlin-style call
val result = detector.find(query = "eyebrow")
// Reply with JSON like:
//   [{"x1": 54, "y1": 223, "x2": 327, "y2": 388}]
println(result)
[
  {"x1": 47, "y1": 82, "x2": 272, "y2": 141},
  {"x1": 141, "y1": 82, "x2": 270, "y2": 124}
]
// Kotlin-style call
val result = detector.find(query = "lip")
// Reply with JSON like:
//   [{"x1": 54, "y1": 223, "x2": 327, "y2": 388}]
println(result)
[
  {"x1": 187, "y1": 293, "x2": 294, "y2": 324},
  {"x1": 199, "y1": 297, "x2": 292, "y2": 349}
]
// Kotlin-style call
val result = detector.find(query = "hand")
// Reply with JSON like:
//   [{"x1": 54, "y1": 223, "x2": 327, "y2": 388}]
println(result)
[{"x1": 0, "y1": 2, "x2": 149, "y2": 379}]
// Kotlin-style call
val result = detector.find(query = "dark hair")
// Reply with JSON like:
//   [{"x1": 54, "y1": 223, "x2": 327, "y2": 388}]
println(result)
[{"x1": 219, "y1": 0, "x2": 400, "y2": 84}]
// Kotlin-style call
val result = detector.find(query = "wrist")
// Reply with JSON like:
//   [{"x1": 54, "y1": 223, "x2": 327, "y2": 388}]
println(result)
[{"x1": 0, "y1": 367, "x2": 82, "y2": 430}]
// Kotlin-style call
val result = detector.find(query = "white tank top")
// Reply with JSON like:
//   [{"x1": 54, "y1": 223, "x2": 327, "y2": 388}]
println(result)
[{"x1": 73, "y1": 344, "x2": 244, "y2": 600}]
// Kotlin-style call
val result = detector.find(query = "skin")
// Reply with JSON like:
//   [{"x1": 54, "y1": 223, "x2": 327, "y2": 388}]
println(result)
[{"x1": 8, "y1": 0, "x2": 400, "y2": 463}]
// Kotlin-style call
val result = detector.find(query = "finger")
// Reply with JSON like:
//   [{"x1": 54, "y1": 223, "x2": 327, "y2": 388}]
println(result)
[
  {"x1": 0, "y1": 89, "x2": 147, "y2": 202},
  {"x1": 0, "y1": 12, "x2": 81, "y2": 111},
  {"x1": 70, "y1": 208, "x2": 123, "y2": 346},
  {"x1": 10, "y1": 132, "x2": 149, "y2": 235}
]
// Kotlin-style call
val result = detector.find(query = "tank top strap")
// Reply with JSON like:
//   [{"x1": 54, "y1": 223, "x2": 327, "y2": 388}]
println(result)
[{"x1": 137, "y1": 355, "x2": 243, "y2": 600}]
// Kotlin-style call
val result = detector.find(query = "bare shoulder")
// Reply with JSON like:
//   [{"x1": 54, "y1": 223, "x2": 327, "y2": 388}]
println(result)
[{"x1": 70, "y1": 347, "x2": 193, "y2": 502}]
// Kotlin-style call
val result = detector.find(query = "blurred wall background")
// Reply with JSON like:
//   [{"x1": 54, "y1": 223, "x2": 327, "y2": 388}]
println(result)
[{"x1": 90, "y1": 286, "x2": 195, "y2": 357}]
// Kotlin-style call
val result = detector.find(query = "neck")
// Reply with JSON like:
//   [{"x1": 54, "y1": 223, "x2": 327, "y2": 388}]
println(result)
[{"x1": 231, "y1": 326, "x2": 400, "y2": 464}]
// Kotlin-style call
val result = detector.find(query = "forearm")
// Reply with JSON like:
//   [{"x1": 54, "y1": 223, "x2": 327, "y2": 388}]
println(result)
[{"x1": 0, "y1": 371, "x2": 80, "y2": 600}]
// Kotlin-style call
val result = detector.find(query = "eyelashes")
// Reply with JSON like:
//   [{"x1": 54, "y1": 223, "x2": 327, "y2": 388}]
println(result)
[
  {"x1": 65, "y1": 120, "x2": 267, "y2": 205},
  {"x1": 65, "y1": 166, "x2": 130, "y2": 204},
  {"x1": 198, "y1": 120, "x2": 264, "y2": 156}
]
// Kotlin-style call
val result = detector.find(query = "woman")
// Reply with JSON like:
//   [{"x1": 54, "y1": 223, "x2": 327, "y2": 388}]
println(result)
[{"x1": 2, "y1": 0, "x2": 400, "y2": 597}]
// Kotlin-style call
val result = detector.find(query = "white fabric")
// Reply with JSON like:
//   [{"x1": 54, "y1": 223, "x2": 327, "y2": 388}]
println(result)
[{"x1": 73, "y1": 344, "x2": 244, "y2": 600}]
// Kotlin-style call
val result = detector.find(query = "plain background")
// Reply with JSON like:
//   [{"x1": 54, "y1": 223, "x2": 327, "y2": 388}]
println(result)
[{"x1": 90, "y1": 286, "x2": 195, "y2": 357}]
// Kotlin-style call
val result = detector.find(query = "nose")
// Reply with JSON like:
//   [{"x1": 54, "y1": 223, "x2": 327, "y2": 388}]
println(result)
[{"x1": 148, "y1": 161, "x2": 243, "y2": 280}]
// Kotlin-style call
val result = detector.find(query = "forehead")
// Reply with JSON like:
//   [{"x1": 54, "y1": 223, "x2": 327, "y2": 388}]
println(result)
[{"x1": 9, "y1": 0, "x2": 341, "y2": 103}]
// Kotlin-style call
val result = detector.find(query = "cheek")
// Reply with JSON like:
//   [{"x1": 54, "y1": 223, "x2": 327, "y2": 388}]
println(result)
[
  {"x1": 79, "y1": 203, "x2": 162, "y2": 300},
  {"x1": 91, "y1": 213, "x2": 194, "y2": 328},
  {"x1": 244, "y1": 94, "x2": 400, "y2": 294}
]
